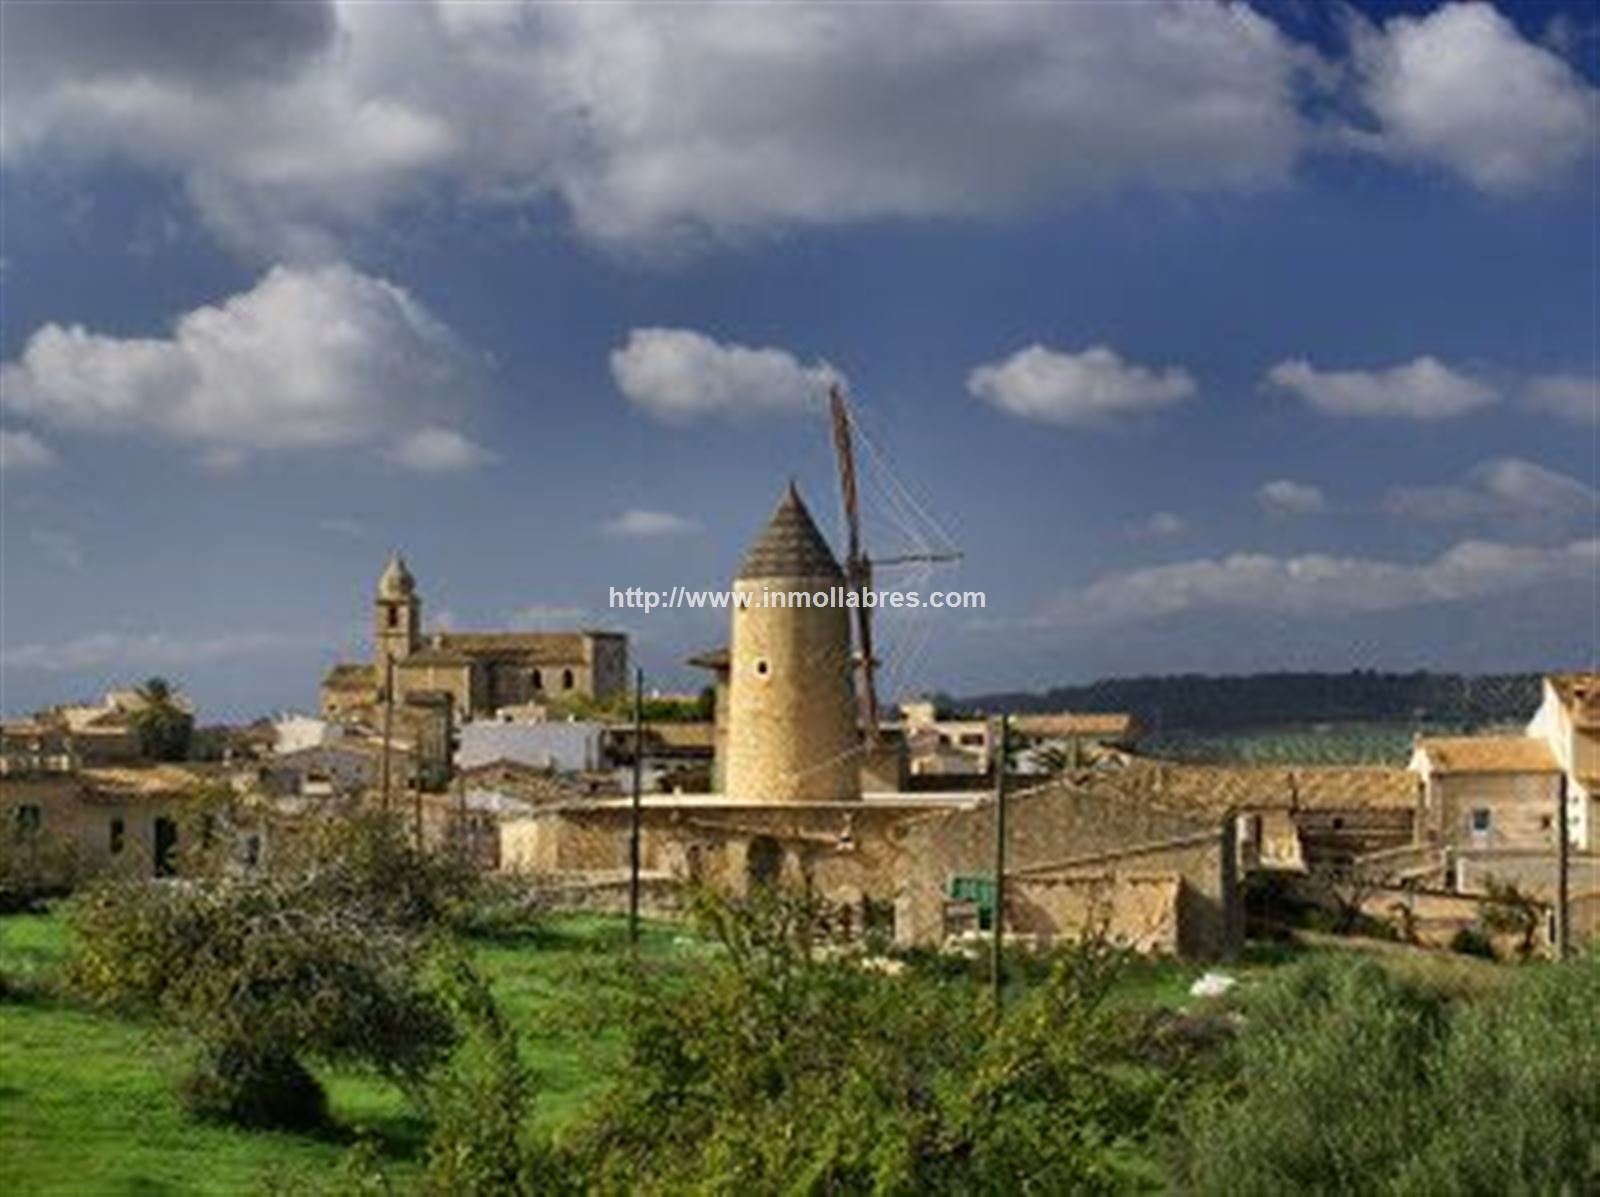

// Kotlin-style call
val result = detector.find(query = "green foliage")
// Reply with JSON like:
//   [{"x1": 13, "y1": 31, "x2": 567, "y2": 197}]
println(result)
[
  {"x1": 1478, "y1": 878, "x2": 1542, "y2": 960},
  {"x1": 419, "y1": 952, "x2": 566, "y2": 1197},
  {"x1": 64, "y1": 813, "x2": 463, "y2": 1129},
  {"x1": 1179, "y1": 952, "x2": 1600, "y2": 1195},
  {"x1": 566, "y1": 889, "x2": 1161, "y2": 1195},
  {"x1": 130, "y1": 675, "x2": 196, "y2": 761},
  {"x1": 0, "y1": 827, "x2": 81, "y2": 912}
]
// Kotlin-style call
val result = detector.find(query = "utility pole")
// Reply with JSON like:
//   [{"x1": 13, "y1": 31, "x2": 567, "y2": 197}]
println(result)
[
  {"x1": 990, "y1": 714, "x2": 1010, "y2": 1019},
  {"x1": 380, "y1": 655, "x2": 395, "y2": 811},
  {"x1": 629, "y1": 667, "x2": 644, "y2": 948},
  {"x1": 1555, "y1": 771, "x2": 1570, "y2": 962}
]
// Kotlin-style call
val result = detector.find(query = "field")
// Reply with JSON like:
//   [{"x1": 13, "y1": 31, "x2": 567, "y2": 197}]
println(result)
[
  {"x1": 0, "y1": 910, "x2": 704, "y2": 1195},
  {"x1": 0, "y1": 908, "x2": 1538, "y2": 1196}
]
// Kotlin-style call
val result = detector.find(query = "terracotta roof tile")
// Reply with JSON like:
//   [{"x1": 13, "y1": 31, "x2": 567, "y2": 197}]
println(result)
[{"x1": 1415, "y1": 736, "x2": 1560, "y2": 775}]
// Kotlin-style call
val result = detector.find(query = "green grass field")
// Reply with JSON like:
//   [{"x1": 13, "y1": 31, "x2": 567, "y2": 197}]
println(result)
[
  {"x1": 0, "y1": 909, "x2": 1506, "y2": 1196},
  {"x1": 0, "y1": 910, "x2": 703, "y2": 1196}
]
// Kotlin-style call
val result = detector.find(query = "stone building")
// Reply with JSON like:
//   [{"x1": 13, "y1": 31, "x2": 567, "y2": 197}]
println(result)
[{"x1": 320, "y1": 554, "x2": 628, "y2": 724}]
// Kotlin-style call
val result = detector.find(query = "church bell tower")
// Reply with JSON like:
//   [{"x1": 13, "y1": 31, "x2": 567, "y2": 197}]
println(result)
[{"x1": 374, "y1": 552, "x2": 421, "y2": 673}]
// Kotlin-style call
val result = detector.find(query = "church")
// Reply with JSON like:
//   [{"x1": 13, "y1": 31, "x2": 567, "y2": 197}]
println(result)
[{"x1": 320, "y1": 554, "x2": 629, "y2": 725}]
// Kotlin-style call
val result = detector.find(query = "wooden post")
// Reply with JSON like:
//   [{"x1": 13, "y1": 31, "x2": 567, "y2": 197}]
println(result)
[
  {"x1": 629, "y1": 667, "x2": 644, "y2": 948},
  {"x1": 1555, "y1": 771, "x2": 1570, "y2": 962},
  {"x1": 990, "y1": 714, "x2": 1009, "y2": 1019},
  {"x1": 380, "y1": 655, "x2": 395, "y2": 811}
]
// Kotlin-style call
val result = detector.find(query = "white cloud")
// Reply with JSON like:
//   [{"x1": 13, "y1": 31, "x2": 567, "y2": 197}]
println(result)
[
  {"x1": 0, "y1": 263, "x2": 490, "y2": 470},
  {"x1": 1525, "y1": 373, "x2": 1596, "y2": 426},
  {"x1": 1128, "y1": 511, "x2": 1187, "y2": 540},
  {"x1": 602, "y1": 509, "x2": 701, "y2": 537},
  {"x1": 0, "y1": 2, "x2": 1308, "y2": 257},
  {"x1": 1349, "y1": 3, "x2": 1596, "y2": 193},
  {"x1": 611, "y1": 328, "x2": 832, "y2": 422},
  {"x1": 1385, "y1": 458, "x2": 1598, "y2": 525},
  {"x1": 967, "y1": 344, "x2": 1195, "y2": 427},
  {"x1": 1257, "y1": 479, "x2": 1327, "y2": 516},
  {"x1": 0, "y1": 428, "x2": 56, "y2": 471},
  {"x1": 511, "y1": 604, "x2": 591, "y2": 630},
  {"x1": 0, "y1": 630, "x2": 295, "y2": 673},
  {"x1": 1044, "y1": 537, "x2": 1597, "y2": 626},
  {"x1": 1265, "y1": 355, "x2": 1495, "y2": 420},
  {"x1": 385, "y1": 427, "x2": 495, "y2": 474}
]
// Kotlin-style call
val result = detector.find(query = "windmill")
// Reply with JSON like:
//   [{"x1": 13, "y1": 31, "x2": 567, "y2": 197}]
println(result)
[{"x1": 826, "y1": 382, "x2": 962, "y2": 746}]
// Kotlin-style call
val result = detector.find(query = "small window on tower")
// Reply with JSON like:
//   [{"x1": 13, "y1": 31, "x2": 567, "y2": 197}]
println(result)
[
  {"x1": 387, "y1": 606, "x2": 399, "y2": 629},
  {"x1": 755, "y1": 658, "x2": 771, "y2": 678}
]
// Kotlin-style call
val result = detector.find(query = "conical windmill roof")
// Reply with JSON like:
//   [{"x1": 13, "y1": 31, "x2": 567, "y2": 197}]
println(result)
[{"x1": 736, "y1": 483, "x2": 845, "y2": 581}]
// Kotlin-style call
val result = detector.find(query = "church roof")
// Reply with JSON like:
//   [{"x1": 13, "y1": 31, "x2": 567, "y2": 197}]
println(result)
[
  {"x1": 737, "y1": 483, "x2": 845, "y2": 581},
  {"x1": 323, "y1": 662, "x2": 377, "y2": 689},
  {"x1": 378, "y1": 552, "x2": 415, "y2": 599},
  {"x1": 440, "y1": 631, "x2": 593, "y2": 663}
]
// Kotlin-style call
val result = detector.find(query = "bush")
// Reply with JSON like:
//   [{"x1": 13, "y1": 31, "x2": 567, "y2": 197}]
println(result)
[
  {"x1": 66, "y1": 814, "x2": 460, "y2": 1128},
  {"x1": 178, "y1": 1042, "x2": 327, "y2": 1130},
  {"x1": 564, "y1": 888, "x2": 1159, "y2": 1195},
  {"x1": 1179, "y1": 952, "x2": 1600, "y2": 1195}
]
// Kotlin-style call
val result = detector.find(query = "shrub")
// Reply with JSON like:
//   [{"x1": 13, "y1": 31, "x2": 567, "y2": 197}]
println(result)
[
  {"x1": 1179, "y1": 952, "x2": 1600, "y2": 1195},
  {"x1": 66, "y1": 814, "x2": 460, "y2": 1128},
  {"x1": 565, "y1": 888, "x2": 1158, "y2": 1195}
]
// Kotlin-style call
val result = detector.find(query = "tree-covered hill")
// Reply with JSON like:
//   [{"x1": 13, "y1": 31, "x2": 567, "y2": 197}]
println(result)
[{"x1": 951, "y1": 671, "x2": 1543, "y2": 734}]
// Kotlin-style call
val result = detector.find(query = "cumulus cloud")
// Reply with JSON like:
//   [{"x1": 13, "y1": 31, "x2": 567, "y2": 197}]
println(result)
[
  {"x1": 611, "y1": 328, "x2": 832, "y2": 422},
  {"x1": 1385, "y1": 458, "x2": 1598, "y2": 526},
  {"x1": 385, "y1": 427, "x2": 496, "y2": 474},
  {"x1": 0, "y1": 2, "x2": 1308, "y2": 257},
  {"x1": 0, "y1": 263, "x2": 491, "y2": 471},
  {"x1": 1525, "y1": 373, "x2": 1596, "y2": 426},
  {"x1": 0, "y1": 428, "x2": 56, "y2": 471},
  {"x1": 967, "y1": 345, "x2": 1195, "y2": 427},
  {"x1": 0, "y1": 630, "x2": 295, "y2": 673},
  {"x1": 1348, "y1": 3, "x2": 1596, "y2": 193},
  {"x1": 1257, "y1": 479, "x2": 1327, "y2": 516},
  {"x1": 1044, "y1": 537, "x2": 1597, "y2": 627},
  {"x1": 1128, "y1": 511, "x2": 1187, "y2": 541},
  {"x1": 602, "y1": 509, "x2": 701, "y2": 537},
  {"x1": 1265, "y1": 355, "x2": 1495, "y2": 420},
  {"x1": 510, "y1": 604, "x2": 590, "y2": 630}
]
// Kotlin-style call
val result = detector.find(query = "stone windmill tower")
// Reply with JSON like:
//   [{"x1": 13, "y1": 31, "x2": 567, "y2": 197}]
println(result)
[{"x1": 724, "y1": 483, "x2": 862, "y2": 803}]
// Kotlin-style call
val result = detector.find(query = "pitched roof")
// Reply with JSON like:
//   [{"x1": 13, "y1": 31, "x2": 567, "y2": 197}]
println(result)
[
  {"x1": 1012, "y1": 712, "x2": 1138, "y2": 740},
  {"x1": 1415, "y1": 736, "x2": 1560, "y2": 775},
  {"x1": 688, "y1": 647, "x2": 731, "y2": 671},
  {"x1": 1072, "y1": 759, "x2": 1417, "y2": 814},
  {"x1": 378, "y1": 552, "x2": 416, "y2": 598},
  {"x1": 322, "y1": 663, "x2": 376, "y2": 689},
  {"x1": 400, "y1": 646, "x2": 474, "y2": 668},
  {"x1": 439, "y1": 631, "x2": 592, "y2": 663},
  {"x1": 737, "y1": 483, "x2": 845, "y2": 581}
]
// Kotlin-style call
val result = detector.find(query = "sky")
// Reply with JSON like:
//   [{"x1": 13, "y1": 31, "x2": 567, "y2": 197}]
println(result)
[{"x1": 0, "y1": 0, "x2": 1595, "y2": 720}]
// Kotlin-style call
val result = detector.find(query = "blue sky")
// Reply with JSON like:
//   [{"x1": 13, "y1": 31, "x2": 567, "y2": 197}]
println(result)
[{"x1": 0, "y1": 0, "x2": 1595, "y2": 719}]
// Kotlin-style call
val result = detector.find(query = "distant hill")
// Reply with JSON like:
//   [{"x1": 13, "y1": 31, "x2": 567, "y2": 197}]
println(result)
[{"x1": 949, "y1": 671, "x2": 1543, "y2": 734}]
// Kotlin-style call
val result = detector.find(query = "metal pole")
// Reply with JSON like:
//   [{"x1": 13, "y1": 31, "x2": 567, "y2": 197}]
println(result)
[
  {"x1": 629, "y1": 667, "x2": 644, "y2": 947},
  {"x1": 380, "y1": 655, "x2": 395, "y2": 811},
  {"x1": 1555, "y1": 771, "x2": 1570, "y2": 962},
  {"x1": 990, "y1": 715, "x2": 1009, "y2": 1018}
]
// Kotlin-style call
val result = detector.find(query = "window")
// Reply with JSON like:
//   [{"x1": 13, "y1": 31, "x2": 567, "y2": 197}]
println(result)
[
  {"x1": 109, "y1": 817, "x2": 125, "y2": 855},
  {"x1": 562, "y1": 668, "x2": 574, "y2": 690},
  {"x1": 1470, "y1": 808, "x2": 1491, "y2": 834},
  {"x1": 531, "y1": 668, "x2": 543, "y2": 690},
  {"x1": 958, "y1": 732, "x2": 985, "y2": 747},
  {"x1": 755, "y1": 659, "x2": 770, "y2": 678},
  {"x1": 14, "y1": 804, "x2": 41, "y2": 836},
  {"x1": 386, "y1": 606, "x2": 399, "y2": 629}
]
